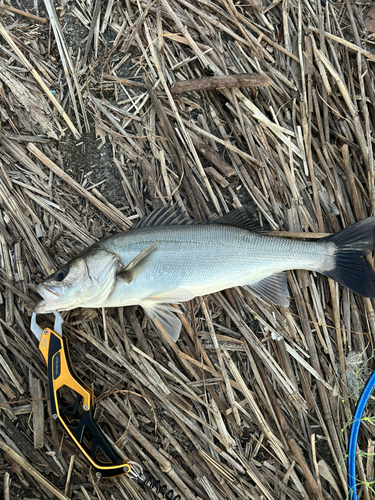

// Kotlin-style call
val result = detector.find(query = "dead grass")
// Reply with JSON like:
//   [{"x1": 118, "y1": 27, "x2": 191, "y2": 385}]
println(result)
[{"x1": 0, "y1": 0, "x2": 375, "y2": 498}]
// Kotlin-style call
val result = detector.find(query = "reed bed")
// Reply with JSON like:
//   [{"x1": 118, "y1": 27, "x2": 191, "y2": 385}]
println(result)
[{"x1": 0, "y1": 0, "x2": 374, "y2": 498}]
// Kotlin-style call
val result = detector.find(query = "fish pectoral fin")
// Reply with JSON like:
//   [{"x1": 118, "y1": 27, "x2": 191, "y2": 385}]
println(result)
[
  {"x1": 142, "y1": 303, "x2": 182, "y2": 342},
  {"x1": 145, "y1": 288, "x2": 195, "y2": 303},
  {"x1": 118, "y1": 242, "x2": 158, "y2": 283},
  {"x1": 246, "y1": 272, "x2": 290, "y2": 307}
]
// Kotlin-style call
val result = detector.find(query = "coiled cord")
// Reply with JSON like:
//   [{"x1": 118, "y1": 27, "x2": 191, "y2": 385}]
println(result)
[
  {"x1": 137, "y1": 471, "x2": 182, "y2": 499},
  {"x1": 128, "y1": 462, "x2": 182, "y2": 499}
]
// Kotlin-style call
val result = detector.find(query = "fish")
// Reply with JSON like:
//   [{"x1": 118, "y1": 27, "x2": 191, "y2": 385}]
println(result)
[{"x1": 34, "y1": 203, "x2": 375, "y2": 341}]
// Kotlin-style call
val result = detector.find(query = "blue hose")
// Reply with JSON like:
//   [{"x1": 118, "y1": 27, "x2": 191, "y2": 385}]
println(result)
[{"x1": 347, "y1": 370, "x2": 375, "y2": 499}]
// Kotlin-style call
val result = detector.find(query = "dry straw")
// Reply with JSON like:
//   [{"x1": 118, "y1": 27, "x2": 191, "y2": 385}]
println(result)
[{"x1": 0, "y1": 0, "x2": 374, "y2": 498}]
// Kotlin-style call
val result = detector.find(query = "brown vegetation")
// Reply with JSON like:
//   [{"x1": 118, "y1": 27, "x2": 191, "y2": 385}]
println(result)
[{"x1": 0, "y1": 0, "x2": 374, "y2": 498}]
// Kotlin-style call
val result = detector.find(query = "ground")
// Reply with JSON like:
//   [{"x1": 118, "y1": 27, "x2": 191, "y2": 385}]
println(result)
[{"x1": 0, "y1": 0, "x2": 375, "y2": 499}]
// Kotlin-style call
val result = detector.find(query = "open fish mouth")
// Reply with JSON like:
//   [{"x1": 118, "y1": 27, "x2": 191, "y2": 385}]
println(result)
[
  {"x1": 37, "y1": 283, "x2": 62, "y2": 298},
  {"x1": 33, "y1": 285, "x2": 62, "y2": 313},
  {"x1": 34, "y1": 299, "x2": 52, "y2": 313}
]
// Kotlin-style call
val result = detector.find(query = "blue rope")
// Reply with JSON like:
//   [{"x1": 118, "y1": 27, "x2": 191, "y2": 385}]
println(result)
[{"x1": 347, "y1": 370, "x2": 375, "y2": 500}]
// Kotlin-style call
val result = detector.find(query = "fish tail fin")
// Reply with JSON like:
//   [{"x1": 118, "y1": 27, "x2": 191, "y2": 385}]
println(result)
[{"x1": 319, "y1": 217, "x2": 375, "y2": 297}]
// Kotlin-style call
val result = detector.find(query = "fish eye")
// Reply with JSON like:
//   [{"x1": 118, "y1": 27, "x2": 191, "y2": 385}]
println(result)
[{"x1": 55, "y1": 267, "x2": 69, "y2": 281}]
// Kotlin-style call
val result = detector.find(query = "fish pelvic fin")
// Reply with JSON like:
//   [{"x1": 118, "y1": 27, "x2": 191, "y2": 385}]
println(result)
[
  {"x1": 246, "y1": 272, "x2": 290, "y2": 307},
  {"x1": 319, "y1": 217, "x2": 375, "y2": 297},
  {"x1": 118, "y1": 243, "x2": 158, "y2": 283},
  {"x1": 142, "y1": 303, "x2": 182, "y2": 342}
]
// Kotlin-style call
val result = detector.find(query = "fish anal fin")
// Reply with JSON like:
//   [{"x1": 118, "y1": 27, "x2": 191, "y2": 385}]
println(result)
[
  {"x1": 246, "y1": 272, "x2": 290, "y2": 307},
  {"x1": 212, "y1": 206, "x2": 268, "y2": 233},
  {"x1": 142, "y1": 303, "x2": 182, "y2": 342},
  {"x1": 118, "y1": 242, "x2": 158, "y2": 283}
]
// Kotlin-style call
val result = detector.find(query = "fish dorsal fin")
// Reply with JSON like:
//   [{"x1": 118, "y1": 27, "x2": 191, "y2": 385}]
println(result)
[
  {"x1": 134, "y1": 202, "x2": 194, "y2": 228},
  {"x1": 211, "y1": 207, "x2": 267, "y2": 233},
  {"x1": 142, "y1": 303, "x2": 182, "y2": 342},
  {"x1": 246, "y1": 272, "x2": 290, "y2": 307},
  {"x1": 118, "y1": 243, "x2": 158, "y2": 283}
]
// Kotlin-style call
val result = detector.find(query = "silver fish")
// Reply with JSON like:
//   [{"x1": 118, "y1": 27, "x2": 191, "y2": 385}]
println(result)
[{"x1": 34, "y1": 203, "x2": 375, "y2": 341}]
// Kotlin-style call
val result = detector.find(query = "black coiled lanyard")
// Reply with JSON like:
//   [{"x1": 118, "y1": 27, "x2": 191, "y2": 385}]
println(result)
[{"x1": 129, "y1": 462, "x2": 182, "y2": 500}]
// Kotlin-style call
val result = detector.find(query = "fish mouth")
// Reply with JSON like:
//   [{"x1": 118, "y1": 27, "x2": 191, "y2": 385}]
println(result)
[
  {"x1": 34, "y1": 299, "x2": 52, "y2": 314},
  {"x1": 33, "y1": 284, "x2": 62, "y2": 313}
]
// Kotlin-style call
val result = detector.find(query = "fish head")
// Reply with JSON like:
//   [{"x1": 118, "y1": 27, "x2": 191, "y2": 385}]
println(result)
[{"x1": 34, "y1": 249, "x2": 120, "y2": 313}]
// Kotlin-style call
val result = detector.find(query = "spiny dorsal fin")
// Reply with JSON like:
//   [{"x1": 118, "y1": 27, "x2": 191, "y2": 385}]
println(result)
[
  {"x1": 211, "y1": 207, "x2": 268, "y2": 233},
  {"x1": 246, "y1": 272, "x2": 290, "y2": 307},
  {"x1": 134, "y1": 202, "x2": 194, "y2": 229},
  {"x1": 118, "y1": 243, "x2": 158, "y2": 283}
]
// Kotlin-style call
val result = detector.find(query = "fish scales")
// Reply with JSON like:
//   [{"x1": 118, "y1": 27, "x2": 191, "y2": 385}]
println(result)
[
  {"x1": 99, "y1": 224, "x2": 332, "y2": 303},
  {"x1": 34, "y1": 204, "x2": 375, "y2": 341}
]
